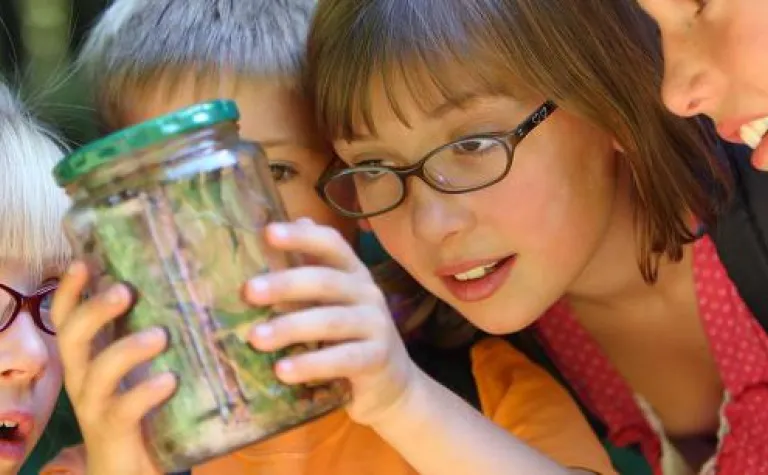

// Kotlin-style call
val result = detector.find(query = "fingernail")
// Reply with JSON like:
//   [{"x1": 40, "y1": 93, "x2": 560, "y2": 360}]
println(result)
[
  {"x1": 104, "y1": 284, "x2": 127, "y2": 304},
  {"x1": 141, "y1": 327, "x2": 167, "y2": 345},
  {"x1": 270, "y1": 223, "x2": 289, "y2": 239},
  {"x1": 151, "y1": 372, "x2": 176, "y2": 388},
  {"x1": 250, "y1": 324, "x2": 273, "y2": 340},
  {"x1": 276, "y1": 359, "x2": 294, "y2": 375},
  {"x1": 248, "y1": 278, "x2": 269, "y2": 295},
  {"x1": 296, "y1": 217, "x2": 314, "y2": 225}
]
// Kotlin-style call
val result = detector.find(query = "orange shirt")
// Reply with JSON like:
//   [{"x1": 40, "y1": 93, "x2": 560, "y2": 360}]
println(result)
[
  {"x1": 194, "y1": 337, "x2": 616, "y2": 475},
  {"x1": 41, "y1": 338, "x2": 615, "y2": 475}
]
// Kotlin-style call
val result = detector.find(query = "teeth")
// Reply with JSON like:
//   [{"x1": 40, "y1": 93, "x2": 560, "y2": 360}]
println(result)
[
  {"x1": 0, "y1": 421, "x2": 17, "y2": 429},
  {"x1": 740, "y1": 117, "x2": 768, "y2": 149},
  {"x1": 453, "y1": 262, "x2": 499, "y2": 281}
]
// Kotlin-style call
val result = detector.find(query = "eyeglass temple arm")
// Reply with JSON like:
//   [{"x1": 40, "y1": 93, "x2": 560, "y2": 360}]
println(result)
[{"x1": 515, "y1": 101, "x2": 558, "y2": 139}]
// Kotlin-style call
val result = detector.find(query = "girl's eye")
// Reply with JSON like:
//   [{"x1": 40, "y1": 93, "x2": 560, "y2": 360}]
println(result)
[
  {"x1": 353, "y1": 160, "x2": 391, "y2": 179},
  {"x1": 453, "y1": 138, "x2": 499, "y2": 154},
  {"x1": 357, "y1": 158, "x2": 396, "y2": 167},
  {"x1": 39, "y1": 290, "x2": 55, "y2": 312},
  {"x1": 269, "y1": 162, "x2": 298, "y2": 184},
  {"x1": 360, "y1": 168, "x2": 391, "y2": 180},
  {"x1": 37, "y1": 280, "x2": 59, "y2": 312}
]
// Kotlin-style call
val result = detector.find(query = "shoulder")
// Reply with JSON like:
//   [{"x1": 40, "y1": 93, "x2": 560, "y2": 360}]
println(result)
[
  {"x1": 470, "y1": 337, "x2": 617, "y2": 475},
  {"x1": 470, "y1": 337, "x2": 572, "y2": 416}
]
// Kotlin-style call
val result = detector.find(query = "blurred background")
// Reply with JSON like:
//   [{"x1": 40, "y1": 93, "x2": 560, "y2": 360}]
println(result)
[{"x1": 0, "y1": 0, "x2": 108, "y2": 144}]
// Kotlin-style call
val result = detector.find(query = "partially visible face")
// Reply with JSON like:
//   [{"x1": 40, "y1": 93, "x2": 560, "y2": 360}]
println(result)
[
  {"x1": 332, "y1": 78, "x2": 621, "y2": 334},
  {"x1": 121, "y1": 72, "x2": 357, "y2": 242},
  {"x1": 637, "y1": 0, "x2": 768, "y2": 168},
  {"x1": 0, "y1": 260, "x2": 61, "y2": 475}
]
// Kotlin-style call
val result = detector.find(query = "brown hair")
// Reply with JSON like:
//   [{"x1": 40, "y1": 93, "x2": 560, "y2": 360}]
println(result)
[{"x1": 305, "y1": 0, "x2": 728, "y2": 282}]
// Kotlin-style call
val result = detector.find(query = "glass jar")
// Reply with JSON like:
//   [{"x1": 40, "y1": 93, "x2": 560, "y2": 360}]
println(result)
[{"x1": 54, "y1": 101, "x2": 349, "y2": 472}]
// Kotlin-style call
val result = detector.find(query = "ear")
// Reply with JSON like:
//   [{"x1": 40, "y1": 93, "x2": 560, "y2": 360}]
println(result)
[{"x1": 358, "y1": 218, "x2": 372, "y2": 232}]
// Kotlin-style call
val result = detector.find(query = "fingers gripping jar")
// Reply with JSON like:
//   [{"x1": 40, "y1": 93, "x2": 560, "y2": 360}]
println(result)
[{"x1": 54, "y1": 101, "x2": 349, "y2": 472}]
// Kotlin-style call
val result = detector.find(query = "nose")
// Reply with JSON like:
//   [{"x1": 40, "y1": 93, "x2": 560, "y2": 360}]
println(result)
[
  {"x1": 0, "y1": 312, "x2": 50, "y2": 386},
  {"x1": 409, "y1": 180, "x2": 474, "y2": 245},
  {"x1": 660, "y1": 34, "x2": 721, "y2": 118}
]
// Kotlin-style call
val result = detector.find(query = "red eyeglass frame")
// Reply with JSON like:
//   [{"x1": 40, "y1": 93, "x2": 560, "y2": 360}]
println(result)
[{"x1": 0, "y1": 282, "x2": 58, "y2": 335}]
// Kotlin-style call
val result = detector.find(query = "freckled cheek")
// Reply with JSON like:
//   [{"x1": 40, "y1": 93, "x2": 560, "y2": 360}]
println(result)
[
  {"x1": 366, "y1": 214, "x2": 421, "y2": 273},
  {"x1": 483, "y1": 185, "x2": 573, "y2": 261},
  {"x1": 493, "y1": 164, "x2": 614, "y2": 263},
  {"x1": 714, "y1": 9, "x2": 768, "y2": 86},
  {"x1": 735, "y1": 34, "x2": 768, "y2": 90}
]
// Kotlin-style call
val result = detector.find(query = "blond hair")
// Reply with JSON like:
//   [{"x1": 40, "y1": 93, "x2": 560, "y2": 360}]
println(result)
[
  {"x1": 78, "y1": 0, "x2": 317, "y2": 130},
  {"x1": 0, "y1": 83, "x2": 70, "y2": 280}
]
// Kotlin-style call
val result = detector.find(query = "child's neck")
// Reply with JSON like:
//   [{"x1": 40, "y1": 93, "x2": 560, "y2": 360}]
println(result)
[{"x1": 565, "y1": 168, "x2": 693, "y2": 312}]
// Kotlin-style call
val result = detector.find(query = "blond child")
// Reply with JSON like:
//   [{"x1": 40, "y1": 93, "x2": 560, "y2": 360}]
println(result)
[{"x1": 0, "y1": 83, "x2": 83, "y2": 475}]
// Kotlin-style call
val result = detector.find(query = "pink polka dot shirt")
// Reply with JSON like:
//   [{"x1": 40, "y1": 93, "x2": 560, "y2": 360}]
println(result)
[{"x1": 536, "y1": 236, "x2": 768, "y2": 475}]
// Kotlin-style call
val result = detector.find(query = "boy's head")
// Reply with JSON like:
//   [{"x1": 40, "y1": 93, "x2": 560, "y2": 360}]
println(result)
[
  {"x1": 80, "y1": 0, "x2": 470, "y2": 348},
  {"x1": 79, "y1": 0, "x2": 356, "y2": 241}
]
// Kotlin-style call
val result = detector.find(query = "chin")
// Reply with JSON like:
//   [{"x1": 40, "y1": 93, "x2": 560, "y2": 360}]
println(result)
[{"x1": 456, "y1": 299, "x2": 544, "y2": 336}]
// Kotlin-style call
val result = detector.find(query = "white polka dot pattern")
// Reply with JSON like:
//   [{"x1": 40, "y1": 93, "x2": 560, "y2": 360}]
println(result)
[{"x1": 536, "y1": 236, "x2": 768, "y2": 474}]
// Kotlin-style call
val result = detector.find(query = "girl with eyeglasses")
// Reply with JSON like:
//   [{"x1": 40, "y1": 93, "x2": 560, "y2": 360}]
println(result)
[
  {"x1": 298, "y1": 0, "x2": 768, "y2": 474},
  {"x1": 0, "y1": 83, "x2": 82, "y2": 475}
]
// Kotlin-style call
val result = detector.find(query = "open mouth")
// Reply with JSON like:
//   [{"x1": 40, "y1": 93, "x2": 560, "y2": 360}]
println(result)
[
  {"x1": 441, "y1": 255, "x2": 517, "y2": 302},
  {"x1": 451, "y1": 255, "x2": 515, "y2": 282},
  {"x1": 0, "y1": 421, "x2": 23, "y2": 443},
  {"x1": 740, "y1": 117, "x2": 768, "y2": 149},
  {"x1": 0, "y1": 413, "x2": 33, "y2": 462}
]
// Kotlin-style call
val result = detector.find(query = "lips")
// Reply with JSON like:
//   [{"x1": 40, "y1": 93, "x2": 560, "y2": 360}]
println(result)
[
  {"x1": 738, "y1": 118, "x2": 768, "y2": 149},
  {"x1": 437, "y1": 254, "x2": 517, "y2": 302},
  {"x1": 716, "y1": 114, "x2": 767, "y2": 144},
  {"x1": 716, "y1": 115, "x2": 768, "y2": 169},
  {"x1": 435, "y1": 255, "x2": 513, "y2": 277},
  {"x1": 0, "y1": 411, "x2": 34, "y2": 462}
]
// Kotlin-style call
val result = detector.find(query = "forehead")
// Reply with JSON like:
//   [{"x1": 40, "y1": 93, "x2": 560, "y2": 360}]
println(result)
[
  {"x1": 338, "y1": 62, "x2": 529, "y2": 142},
  {"x1": 0, "y1": 258, "x2": 54, "y2": 290},
  {"x1": 120, "y1": 71, "x2": 326, "y2": 152}
]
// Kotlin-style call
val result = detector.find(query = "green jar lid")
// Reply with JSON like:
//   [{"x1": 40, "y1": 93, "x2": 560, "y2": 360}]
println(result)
[{"x1": 54, "y1": 100, "x2": 239, "y2": 186}]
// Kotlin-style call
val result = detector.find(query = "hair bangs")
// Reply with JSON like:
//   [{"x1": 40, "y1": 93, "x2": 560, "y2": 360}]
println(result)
[
  {"x1": 308, "y1": 0, "x2": 528, "y2": 141},
  {"x1": 0, "y1": 116, "x2": 71, "y2": 280}
]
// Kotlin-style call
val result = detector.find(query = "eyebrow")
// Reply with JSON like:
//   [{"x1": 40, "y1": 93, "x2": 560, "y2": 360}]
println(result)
[
  {"x1": 426, "y1": 93, "x2": 483, "y2": 120},
  {"x1": 347, "y1": 93, "x2": 484, "y2": 144}
]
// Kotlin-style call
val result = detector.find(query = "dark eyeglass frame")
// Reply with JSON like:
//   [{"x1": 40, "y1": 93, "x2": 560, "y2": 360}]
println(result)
[
  {"x1": 0, "y1": 282, "x2": 58, "y2": 335},
  {"x1": 316, "y1": 100, "x2": 558, "y2": 219}
]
